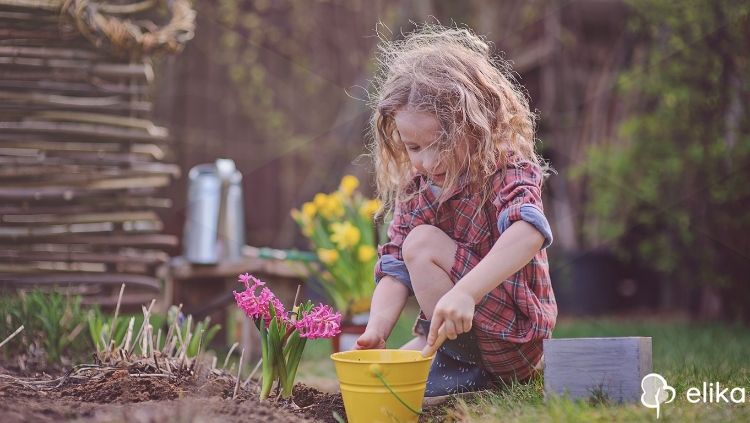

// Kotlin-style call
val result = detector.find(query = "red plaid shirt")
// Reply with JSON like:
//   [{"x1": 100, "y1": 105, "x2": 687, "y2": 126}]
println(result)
[{"x1": 375, "y1": 161, "x2": 557, "y2": 381}]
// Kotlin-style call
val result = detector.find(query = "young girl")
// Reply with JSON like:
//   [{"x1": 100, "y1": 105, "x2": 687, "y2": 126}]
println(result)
[{"x1": 355, "y1": 25, "x2": 557, "y2": 398}]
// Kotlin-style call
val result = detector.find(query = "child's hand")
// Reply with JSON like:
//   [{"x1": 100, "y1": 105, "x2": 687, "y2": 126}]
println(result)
[
  {"x1": 421, "y1": 288, "x2": 475, "y2": 357},
  {"x1": 355, "y1": 328, "x2": 386, "y2": 350}
]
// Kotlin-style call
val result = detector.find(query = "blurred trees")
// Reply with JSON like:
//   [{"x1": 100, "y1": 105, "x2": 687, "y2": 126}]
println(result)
[
  {"x1": 215, "y1": 0, "x2": 389, "y2": 151},
  {"x1": 208, "y1": 0, "x2": 404, "y2": 245},
  {"x1": 578, "y1": 1, "x2": 750, "y2": 319}
]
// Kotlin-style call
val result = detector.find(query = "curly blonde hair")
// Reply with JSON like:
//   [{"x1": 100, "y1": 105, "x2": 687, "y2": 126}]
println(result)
[{"x1": 368, "y1": 23, "x2": 543, "y2": 214}]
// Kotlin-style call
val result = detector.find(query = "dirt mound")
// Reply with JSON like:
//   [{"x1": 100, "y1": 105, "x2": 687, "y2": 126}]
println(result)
[
  {"x1": 58, "y1": 369, "x2": 346, "y2": 421},
  {"x1": 293, "y1": 384, "x2": 345, "y2": 422},
  {"x1": 1, "y1": 367, "x2": 318, "y2": 422},
  {"x1": 60, "y1": 369, "x2": 183, "y2": 403},
  {"x1": 0, "y1": 396, "x2": 312, "y2": 423},
  {"x1": 1, "y1": 367, "x2": 452, "y2": 422}
]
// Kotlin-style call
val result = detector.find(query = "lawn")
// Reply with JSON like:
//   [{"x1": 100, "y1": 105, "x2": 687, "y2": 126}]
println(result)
[{"x1": 298, "y1": 307, "x2": 750, "y2": 422}]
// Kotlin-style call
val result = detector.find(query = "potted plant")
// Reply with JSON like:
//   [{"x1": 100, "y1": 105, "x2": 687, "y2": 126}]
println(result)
[{"x1": 290, "y1": 175, "x2": 381, "y2": 351}]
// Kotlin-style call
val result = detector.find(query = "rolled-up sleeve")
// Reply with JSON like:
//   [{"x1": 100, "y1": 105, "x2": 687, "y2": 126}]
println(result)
[
  {"x1": 374, "y1": 201, "x2": 417, "y2": 295},
  {"x1": 493, "y1": 162, "x2": 553, "y2": 250},
  {"x1": 377, "y1": 255, "x2": 412, "y2": 293},
  {"x1": 497, "y1": 204, "x2": 553, "y2": 249}
]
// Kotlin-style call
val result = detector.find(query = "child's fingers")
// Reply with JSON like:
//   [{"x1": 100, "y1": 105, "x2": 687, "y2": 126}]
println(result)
[
  {"x1": 462, "y1": 317, "x2": 472, "y2": 333},
  {"x1": 354, "y1": 337, "x2": 368, "y2": 350},
  {"x1": 355, "y1": 331, "x2": 382, "y2": 350},
  {"x1": 421, "y1": 324, "x2": 447, "y2": 357},
  {"x1": 426, "y1": 313, "x2": 444, "y2": 346},
  {"x1": 443, "y1": 320, "x2": 458, "y2": 340}
]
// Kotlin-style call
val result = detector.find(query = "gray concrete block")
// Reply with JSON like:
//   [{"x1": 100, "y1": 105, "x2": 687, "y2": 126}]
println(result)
[{"x1": 544, "y1": 337, "x2": 652, "y2": 403}]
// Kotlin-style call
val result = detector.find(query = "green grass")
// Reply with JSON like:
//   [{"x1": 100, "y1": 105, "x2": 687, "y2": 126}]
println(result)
[
  {"x1": 296, "y1": 312, "x2": 750, "y2": 422},
  {"x1": 454, "y1": 316, "x2": 750, "y2": 422}
]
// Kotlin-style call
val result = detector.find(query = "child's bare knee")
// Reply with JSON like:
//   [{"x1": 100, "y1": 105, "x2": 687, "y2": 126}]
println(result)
[{"x1": 402, "y1": 224, "x2": 443, "y2": 264}]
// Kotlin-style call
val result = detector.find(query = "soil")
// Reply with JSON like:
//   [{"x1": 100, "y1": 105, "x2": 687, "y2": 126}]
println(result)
[{"x1": 0, "y1": 364, "x2": 451, "y2": 422}]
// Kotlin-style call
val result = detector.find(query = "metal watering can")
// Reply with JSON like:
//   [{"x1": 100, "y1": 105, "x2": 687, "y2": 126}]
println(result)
[{"x1": 183, "y1": 159, "x2": 246, "y2": 264}]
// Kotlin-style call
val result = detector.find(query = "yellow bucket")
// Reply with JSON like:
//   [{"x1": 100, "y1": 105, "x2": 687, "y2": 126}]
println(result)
[{"x1": 331, "y1": 349, "x2": 433, "y2": 423}]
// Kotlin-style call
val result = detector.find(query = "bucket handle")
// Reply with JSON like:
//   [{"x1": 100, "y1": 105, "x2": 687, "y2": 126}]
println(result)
[{"x1": 368, "y1": 364, "x2": 422, "y2": 416}]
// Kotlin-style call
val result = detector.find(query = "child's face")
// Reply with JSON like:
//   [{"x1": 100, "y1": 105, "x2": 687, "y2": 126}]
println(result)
[{"x1": 394, "y1": 109, "x2": 447, "y2": 186}]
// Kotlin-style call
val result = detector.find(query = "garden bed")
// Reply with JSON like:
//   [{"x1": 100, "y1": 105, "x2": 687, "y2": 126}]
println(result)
[
  {"x1": 0, "y1": 363, "x2": 346, "y2": 422},
  {"x1": 0, "y1": 362, "x2": 453, "y2": 422}
]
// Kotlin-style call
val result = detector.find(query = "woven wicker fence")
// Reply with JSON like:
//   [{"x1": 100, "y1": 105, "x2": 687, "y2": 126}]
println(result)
[{"x1": 0, "y1": 0, "x2": 195, "y2": 307}]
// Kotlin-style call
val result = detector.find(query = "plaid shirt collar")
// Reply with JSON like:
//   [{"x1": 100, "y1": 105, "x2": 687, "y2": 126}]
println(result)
[{"x1": 415, "y1": 172, "x2": 471, "y2": 202}]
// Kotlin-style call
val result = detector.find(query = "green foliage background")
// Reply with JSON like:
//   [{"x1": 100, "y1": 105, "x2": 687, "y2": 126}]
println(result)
[{"x1": 577, "y1": 1, "x2": 750, "y2": 318}]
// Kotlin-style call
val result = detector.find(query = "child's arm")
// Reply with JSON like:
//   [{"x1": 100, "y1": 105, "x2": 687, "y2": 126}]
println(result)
[
  {"x1": 454, "y1": 220, "x2": 544, "y2": 303},
  {"x1": 356, "y1": 275, "x2": 409, "y2": 349},
  {"x1": 422, "y1": 220, "x2": 544, "y2": 356},
  {"x1": 359, "y1": 195, "x2": 423, "y2": 349}
]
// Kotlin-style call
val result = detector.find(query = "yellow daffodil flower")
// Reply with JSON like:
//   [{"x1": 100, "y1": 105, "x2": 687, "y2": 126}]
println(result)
[
  {"x1": 357, "y1": 245, "x2": 376, "y2": 262},
  {"x1": 301, "y1": 202, "x2": 317, "y2": 219},
  {"x1": 313, "y1": 193, "x2": 328, "y2": 209},
  {"x1": 339, "y1": 175, "x2": 359, "y2": 197},
  {"x1": 359, "y1": 198, "x2": 382, "y2": 219},
  {"x1": 317, "y1": 248, "x2": 339, "y2": 265},
  {"x1": 320, "y1": 192, "x2": 345, "y2": 219},
  {"x1": 292, "y1": 188, "x2": 382, "y2": 316},
  {"x1": 292, "y1": 205, "x2": 316, "y2": 236},
  {"x1": 329, "y1": 221, "x2": 361, "y2": 249}
]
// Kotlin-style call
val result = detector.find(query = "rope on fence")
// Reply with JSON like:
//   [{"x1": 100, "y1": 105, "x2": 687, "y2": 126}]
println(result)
[
  {"x1": 0, "y1": 0, "x2": 195, "y2": 56},
  {"x1": 62, "y1": 0, "x2": 196, "y2": 56}
]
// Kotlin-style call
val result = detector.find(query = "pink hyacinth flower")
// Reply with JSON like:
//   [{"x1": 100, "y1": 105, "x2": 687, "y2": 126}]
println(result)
[
  {"x1": 295, "y1": 304, "x2": 342, "y2": 339},
  {"x1": 233, "y1": 274, "x2": 286, "y2": 326},
  {"x1": 238, "y1": 273, "x2": 251, "y2": 286}
]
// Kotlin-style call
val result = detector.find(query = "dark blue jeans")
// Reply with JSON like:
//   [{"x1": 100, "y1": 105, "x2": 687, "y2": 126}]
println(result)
[{"x1": 415, "y1": 319, "x2": 493, "y2": 397}]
